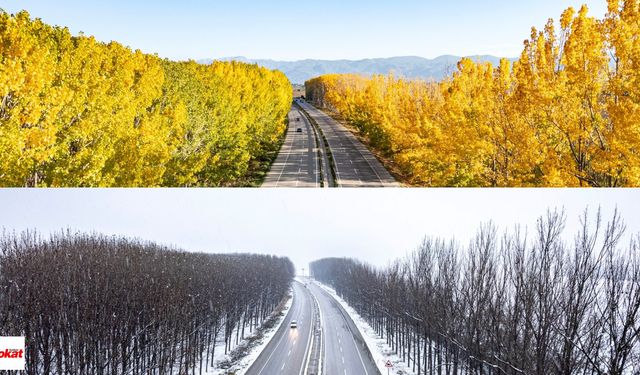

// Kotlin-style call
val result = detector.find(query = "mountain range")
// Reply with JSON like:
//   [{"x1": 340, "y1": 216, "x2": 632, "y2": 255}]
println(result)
[{"x1": 197, "y1": 55, "x2": 515, "y2": 84}]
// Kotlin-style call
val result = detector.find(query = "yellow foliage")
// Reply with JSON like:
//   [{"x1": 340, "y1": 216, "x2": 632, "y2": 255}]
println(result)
[
  {"x1": 0, "y1": 11, "x2": 292, "y2": 186},
  {"x1": 306, "y1": 0, "x2": 640, "y2": 187}
]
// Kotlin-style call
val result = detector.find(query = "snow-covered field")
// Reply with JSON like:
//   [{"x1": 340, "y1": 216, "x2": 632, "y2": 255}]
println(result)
[
  {"x1": 203, "y1": 290, "x2": 293, "y2": 375},
  {"x1": 314, "y1": 281, "x2": 416, "y2": 375}
]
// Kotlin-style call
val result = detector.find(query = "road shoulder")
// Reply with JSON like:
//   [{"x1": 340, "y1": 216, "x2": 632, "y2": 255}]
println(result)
[
  {"x1": 313, "y1": 281, "x2": 414, "y2": 375},
  {"x1": 219, "y1": 290, "x2": 294, "y2": 375}
]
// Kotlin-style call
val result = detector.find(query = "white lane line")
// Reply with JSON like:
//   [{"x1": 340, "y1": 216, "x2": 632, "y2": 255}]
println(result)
[
  {"x1": 300, "y1": 285, "x2": 316, "y2": 375},
  {"x1": 309, "y1": 102, "x2": 392, "y2": 186},
  {"x1": 274, "y1": 114, "x2": 298, "y2": 186},
  {"x1": 342, "y1": 127, "x2": 386, "y2": 184},
  {"x1": 256, "y1": 285, "x2": 301, "y2": 375},
  {"x1": 304, "y1": 284, "x2": 325, "y2": 375},
  {"x1": 348, "y1": 321, "x2": 369, "y2": 375},
  {"x1": 281, "y1": 363, "x2": 286, "y2": 371},
  {"x1": 288, "y1": 350, "x2": 292, "y2": 357},
  {"x1": 315, "y1": 283, "x2": 370, "y2": 375},
  {"x1": 302, "y1": 109, "x2": 320, "y2": 188},
  {"x1": 302, "y1": 102, "x2": 342, "y2": 186}
]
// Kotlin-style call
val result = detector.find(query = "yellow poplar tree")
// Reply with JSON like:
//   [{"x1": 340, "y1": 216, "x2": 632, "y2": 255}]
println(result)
[{"x1": 604, "y1": 0, "x2": 640, "y2": 185}]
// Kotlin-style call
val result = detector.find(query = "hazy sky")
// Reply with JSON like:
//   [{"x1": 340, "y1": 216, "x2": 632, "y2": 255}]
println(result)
[
  {"x1": 1, "y1": 189, "x2": 638, "y2": 274},
  {"x1": 1, "y1": 0, "x2": 607, "y2": 60}
]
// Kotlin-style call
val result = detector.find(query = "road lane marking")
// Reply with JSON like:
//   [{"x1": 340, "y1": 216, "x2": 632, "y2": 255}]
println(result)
[
  {"x1": 343, "y1": 129, "x2": 386, "y2": 184},
  {"x1": 255, "y1": 284, "x2": 301, "y2": 375},
  {"x1": 314, "y1": 282, "x2": 370, "y2": 375},
  {"x1": 300, "y1": 285, "x2": 315, "y2": 375},
  {"x1": 306, "y1": 102, "x2": 392, "y2": 186},
  {"x1": 304, "y1": 283, "x2": 324, "y2": 375},
  {"x1": 274, "y1": 119, "x2": 297, "y2": 186},
  {"x1": 302, "y1": 102, "x2": 341, "y2": 186},
  {"x1": 281, "y1": 363, "x2": 286, "y2": 371},
  {"x1": 302, "y1": 109, "x2": 320, "y2": 188}
]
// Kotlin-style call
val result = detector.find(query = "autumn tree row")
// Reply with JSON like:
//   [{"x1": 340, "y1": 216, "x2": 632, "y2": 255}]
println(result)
[
  {"x1": 306, "y1": 0, "x2": 640, "y2": 186},
  {"x1": 0, "y1": 11, "x2": 292, "y2": 187},
  {"x1": 311, "y1": 209, "x2": 640, "y2": 375},
  {"x1": 0, "y1": 231, "x2": 294, "y2": 375}
]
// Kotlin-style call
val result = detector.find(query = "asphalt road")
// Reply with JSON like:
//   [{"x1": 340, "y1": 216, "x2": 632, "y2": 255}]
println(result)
[
  {"x1": 246, "y1": 279, "x2": 380, "y2": 375},
  {"x1": 246, "y1": 281, "x2": 314, "y2": 375},
  {"x1": 307, "y1": 281, "x2": 380, "y2": 375},
  {"x1": 262, "y1": 109, "x2": 320, "y2": 187},
  {"x1": 297, "y1": 100, "x2": 400, "y2": 188}
]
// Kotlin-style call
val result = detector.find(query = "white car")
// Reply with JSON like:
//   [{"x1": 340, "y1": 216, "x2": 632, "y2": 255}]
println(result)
[{"x1": 290, "y1": 320, "x2": 297, "y2": 329}]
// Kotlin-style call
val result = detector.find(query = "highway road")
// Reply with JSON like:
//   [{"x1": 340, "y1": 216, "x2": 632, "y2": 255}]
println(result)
[
  {"x1": 246, "y1": 279, "x2": 380, "y2": 375},
  {"x1": 297, "y1": 100, "x2": 400, "y2": 188},
  {"x1": 307, "y1": 281, "x2": 380, "y2": 375},
  {"x1": 262, "y1": 108, "x2": 321, "y2": 187},
  {"x1": 246, "y1": 282, "x2": 315, "y2": 375}
]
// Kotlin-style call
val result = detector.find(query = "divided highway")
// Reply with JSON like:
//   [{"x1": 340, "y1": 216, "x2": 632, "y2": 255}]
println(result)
[
  {"x1": 297, "y1": 100, "x2": 399, "y2": 188},
  {"x1": 263, "y1": 100, "x2": 399, "y2": 187},
  {"x1": 246, "y1": 279, "x2": 380, "y2": 375},
  {"x1": 263, "y1": 109, "x2": 321, "y2": 187},
  {"x1": 307, "y1": 281, "x2": 380, "y2": 375}
]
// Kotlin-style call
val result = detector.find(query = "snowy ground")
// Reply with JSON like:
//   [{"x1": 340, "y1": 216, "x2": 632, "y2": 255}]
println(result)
[
  {"x1": 203, "y1": 290, "x2": 293, "y2": 375},
  {"x1": 313, "y1": 280, "x2": 416, "y2": 375}
]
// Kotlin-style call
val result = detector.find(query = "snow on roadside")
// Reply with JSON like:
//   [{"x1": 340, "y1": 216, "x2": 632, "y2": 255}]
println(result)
[
  {"x1": 313, "y1": 280, "x2": 416, "y2": 375},
  {"x1": 203, "y1": 289, "x2": 294, "y2": 375}
]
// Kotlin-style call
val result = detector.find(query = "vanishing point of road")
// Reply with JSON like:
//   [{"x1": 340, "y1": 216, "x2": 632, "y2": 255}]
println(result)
[
  {"x1": 262, "y1": 100, "x2": 399, "y2": 188},
  {"x1": 245, "y1": 279, "x2": 380, "y2": 375}
]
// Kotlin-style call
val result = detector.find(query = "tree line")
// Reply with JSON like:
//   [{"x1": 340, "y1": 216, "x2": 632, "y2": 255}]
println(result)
[
  {"x1": 0, "y1": 10, "x2": 293, "y2": 187},
  {"x1": 306, "y1": 0, "x2": 639, "y2": 187},
  {"x1": 310, "y1": 209, "x2": 640, "y2": 375},
  {"x1": 0, "y1": 231, "x2": 294, "y2": 375}
]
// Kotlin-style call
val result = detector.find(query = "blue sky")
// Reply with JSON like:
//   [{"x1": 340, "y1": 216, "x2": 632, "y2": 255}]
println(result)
[
  {"x1": 2, "y1": 0, "x2": 607, "y2": 61},
  {"x1": 1, "y1": 189, "x2": 637, "y2": 273}
]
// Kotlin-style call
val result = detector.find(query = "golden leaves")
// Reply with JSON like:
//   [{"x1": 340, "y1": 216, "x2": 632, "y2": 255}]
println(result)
[
  {"x1": 306, "y1": 0, "x2": 640, "y2": 187},
  {"x1": 0, "y1": 11, "x2": 292, "y2": 186}
]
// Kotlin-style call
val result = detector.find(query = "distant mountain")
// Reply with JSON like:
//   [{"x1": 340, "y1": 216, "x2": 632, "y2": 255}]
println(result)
[{"x1": 197, "y1": 55, "x2": 515, "y2": 84}]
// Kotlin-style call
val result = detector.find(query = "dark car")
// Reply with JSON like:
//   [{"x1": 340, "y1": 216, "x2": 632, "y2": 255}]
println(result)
[{"x1": 296, "y1": 128, "x2": 303, "y2": 133}]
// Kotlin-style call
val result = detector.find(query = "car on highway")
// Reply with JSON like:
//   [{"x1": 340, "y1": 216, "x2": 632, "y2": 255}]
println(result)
[
  {"x1": 296, "y1": 128, "x2": 303, "y2": 133},
  {"x1": 290, "y1": 320, "x2": 297, "y2": 328},
  {"x1": 296, "y1": 117, "x2": 301, "y2": 122}
]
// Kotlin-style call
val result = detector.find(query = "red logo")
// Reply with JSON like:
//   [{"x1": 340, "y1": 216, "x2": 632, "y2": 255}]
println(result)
[
  {"x1": 0, "y1": 349, "x2": 24, "y2": 359},
  {"x1": 0, "y1": 337, "x2": 25, "y2": 370}
]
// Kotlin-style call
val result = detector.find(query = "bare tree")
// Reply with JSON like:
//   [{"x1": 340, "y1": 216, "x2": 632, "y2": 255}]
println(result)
[
  {"x1": 310, "y1": 209, "x2": 640, "y2": 375},
  {"x1": 0, "y1": 231, "x2": 294, "y2": 375}
]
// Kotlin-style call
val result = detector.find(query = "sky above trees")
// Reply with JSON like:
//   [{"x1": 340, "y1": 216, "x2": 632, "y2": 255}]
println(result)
[
  {"x1": 1, "y1": 0, "x2": 607, "y2": 60},
  {"x1": 1, "y1": 189, "x2": 637, "y2": 273}
]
